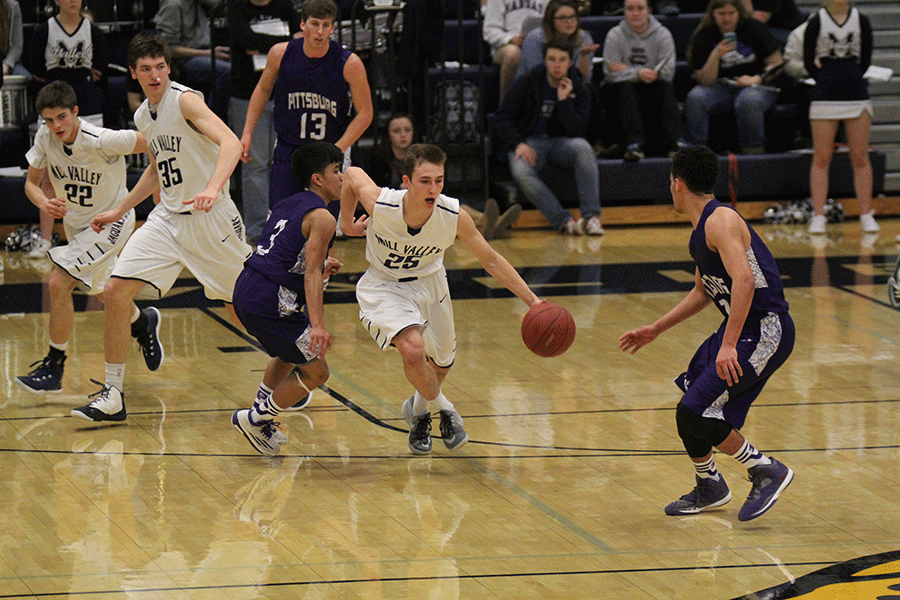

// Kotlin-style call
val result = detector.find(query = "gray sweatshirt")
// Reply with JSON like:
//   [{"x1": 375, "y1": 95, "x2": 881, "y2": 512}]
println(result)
[{"x1": 602, "y1": 16, "x2": 676, "y2": 84}]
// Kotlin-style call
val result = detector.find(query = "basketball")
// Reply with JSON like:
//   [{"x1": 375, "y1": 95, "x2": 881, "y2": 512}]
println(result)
[{"x1": 521, "y1": 302, "x2": 576, "y2": 357}]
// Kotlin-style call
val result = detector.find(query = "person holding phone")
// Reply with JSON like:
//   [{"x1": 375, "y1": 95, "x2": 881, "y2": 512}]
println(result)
[{"x1": 684, "y1": 0, "x2": 782, "y2": 154}]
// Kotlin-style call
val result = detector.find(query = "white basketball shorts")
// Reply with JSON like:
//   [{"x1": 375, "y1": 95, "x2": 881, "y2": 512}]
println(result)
[
  {"x1": 111, "y1": 200, "x2": 251, "y2": 302},
  {"x1": 49, "y1": 209, "x2": 136, "y2": 294},
  {"x1": 356, "y1": 266, "x2": 456, "y2": 368}
]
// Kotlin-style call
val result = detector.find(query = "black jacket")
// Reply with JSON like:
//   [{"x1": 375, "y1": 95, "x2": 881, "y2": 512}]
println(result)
[{"x1": 490, "y1": 65, "x2": 591, "y2": 157}]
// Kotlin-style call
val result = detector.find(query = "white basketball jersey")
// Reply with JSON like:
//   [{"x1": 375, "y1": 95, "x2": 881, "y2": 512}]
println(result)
[
  {"x1": 135, "y1": 82, "x2": 233, "y2": 213},
  {"x1": 26, "y1": 119, "x2": 136, "y2": 230},
  {"x1": 45, "y1": 17, "x2": 94, "y2": 70},
  {"x1": 365, "y1": 187, "x2": 459, "y2": 280}
]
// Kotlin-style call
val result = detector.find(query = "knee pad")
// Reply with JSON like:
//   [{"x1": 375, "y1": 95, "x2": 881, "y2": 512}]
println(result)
[{"x1": 675, "y1": 403, "x2": 734, "y2": 457}]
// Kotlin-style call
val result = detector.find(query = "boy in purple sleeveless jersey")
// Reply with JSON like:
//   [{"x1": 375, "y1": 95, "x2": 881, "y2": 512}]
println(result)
[
  {"x1": 240, "y1": 0, "x2": 373, "y2": 208},
  {"x1": 620, "y1": 145, "x2": 795, "y2": 522},
  {"x1": 231, "y1": 142, "x2": 346, "y2": 455}
]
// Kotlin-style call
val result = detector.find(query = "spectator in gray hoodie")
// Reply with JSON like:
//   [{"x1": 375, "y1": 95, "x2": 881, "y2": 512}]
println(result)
[{"x1": 603, "y1": 0, "x2": 689, "y2": 161}]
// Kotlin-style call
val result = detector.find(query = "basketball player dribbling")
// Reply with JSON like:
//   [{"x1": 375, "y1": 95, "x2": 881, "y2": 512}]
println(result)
[{"x1": 340, "y1": 143, "x2": 544, "y2": 454}]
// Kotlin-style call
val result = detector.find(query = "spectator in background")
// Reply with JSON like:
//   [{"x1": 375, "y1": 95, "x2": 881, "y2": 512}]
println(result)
[
  {"x1": 26, "y1": 0, "x2": 107, "y2": 125},
  {"x1": 780, "y1": 15, "x2": 812, "y2": 145},
  {"x1": 483, "y1": 0, "x2": 547, "y2": 100},
  {"x1": 741, "y1": 0, "x2": 807, "y2": 47},
  {"x1": 684, "y1": 0, "x2": 782, "y2": 154},
  {"x1": 371, "y1": 113, "x2": 522, "y2": 239},
  {"x1": 804, "y1": 0, "x2": 877, "y2": 234},
  {"x1": 227, "y1": 0, "x2": 301, "y2": 245},
  {"x1": 154, "y1": 0, "x2": 231, "y2": 122},
  {"x1": 603, "y1": 0, "x2": 689, "y2": 161},
  {"x1": 518, "y1": 0, "x2": 599, "y2": 82},
  {"x1": 1, "y1": 0, "x2": 27, "y2": 77},
  {"x1": 492, "y1": 37, "x2": 603, "y2": 236}
]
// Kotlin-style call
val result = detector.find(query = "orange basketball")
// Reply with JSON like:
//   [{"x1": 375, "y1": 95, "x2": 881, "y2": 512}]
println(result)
[{"x1": 521, "y1": 302, "x2": 576, "y2": 357}]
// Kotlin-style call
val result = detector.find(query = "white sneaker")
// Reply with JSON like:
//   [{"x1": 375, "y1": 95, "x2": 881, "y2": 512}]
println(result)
[
  {"x1": 71, "y1": 382, "x2": 127, "y2": 422},
  {"x1": 560, "y1": 217, "x2": 580, "y2": 236},
  {"x1": 579, "y1": 215, "x2": 605, "y2": 236},
  {"x1": 808, "y1": 215, "x2": 827, "y2": 234},
  {"x1": 860, "y1": 211, "x2": 880, "y2": 233},
  {"x1": 232, "y1": 409, "x2": 288, "y2": 455},
  {"x1": 26, "y1": 238, "x2": 52, "y2": 258}
]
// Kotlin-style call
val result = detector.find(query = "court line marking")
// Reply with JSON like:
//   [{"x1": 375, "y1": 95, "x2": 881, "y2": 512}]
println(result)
[{"x1": 0, "y1": 561, "x2": 838, "y2": 598}]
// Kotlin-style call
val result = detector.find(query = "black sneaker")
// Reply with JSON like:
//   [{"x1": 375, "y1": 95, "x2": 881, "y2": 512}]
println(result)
[
  {"x1": 401, "y1": 397, "x2": 432, "y2": 454},
  {"x1": 738, "y1": 458, "x2": 794, "y2": 521},
  {"x1": 71, "y1": 381, "x2": 127, "y2": 422},
  {"x1": 665, "y1": 475, "x2": 732, "y2": 515},
  {"x1": 136, "y1": 307, "x2": 164, "y2": 371},
  {"x1": 16, "y1": 355, "x2": 65, "y2": 394}
]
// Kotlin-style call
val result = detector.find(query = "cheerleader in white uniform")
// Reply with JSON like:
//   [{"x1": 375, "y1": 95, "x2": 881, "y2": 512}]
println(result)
[{"x1": 803, "y1": 0, "x2": 877, "y2": 234}]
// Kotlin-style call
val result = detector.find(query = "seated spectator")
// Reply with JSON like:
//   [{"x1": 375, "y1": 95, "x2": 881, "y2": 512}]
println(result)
[
  {"x1": 372, "y1": 113, "x2": 521, "y2": 239},
  {"x1": 603, "y1": 0, "x2": 689, "y2": 160},
  {"x1": 491, "y1": 37, "x2": 603, "y2": 236},
  {"x1": 1, "y1": 0, "x2": 27, "y2": 77},
  {"x1": 743, "y1": 0, "x2": 807, "y2": 47},
  {"x1": 483, "y1": 0, "x2": 547, "y2": 100},
  {"x1": 154, "y1": 0, "x2": 231, "y2": 122},
  {"x1": 781, "y1": 16, "x2": 812, "y2": 144},
  {"x1": 518, "y1": 0, "x2": 599, "y2": 82},
  {"x1": 684, "y1": 0, "x2": 782, "y2": 154}
]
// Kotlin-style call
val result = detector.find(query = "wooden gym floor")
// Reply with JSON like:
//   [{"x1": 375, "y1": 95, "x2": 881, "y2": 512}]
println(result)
[{"x1": 1, "y1": 216, "x2": 899, "y2": 599}]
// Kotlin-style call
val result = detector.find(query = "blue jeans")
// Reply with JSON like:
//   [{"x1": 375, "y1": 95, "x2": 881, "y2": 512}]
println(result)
[
  {"x1": 230, "y1": 97, "x2": 274, "y2": 241},
  {"x1": 175, "y1": 55, "x2": 231, "y2": 123},
  {"x1": 508, "y1": 136, "x2": 601, "y2": 230},
  {"x1": 684, "y1": 82, "x2": 777, "y2": 149}
]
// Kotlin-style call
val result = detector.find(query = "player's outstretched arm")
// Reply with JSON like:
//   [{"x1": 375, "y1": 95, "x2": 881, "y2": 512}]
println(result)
[
  {"x1": 456, "y1": 209, "x2": 542, "y2": 308},
  {"x1": 179, "y1": 91, "x2": 242, "y2": 212},
  {"x1": 24, "y1": 166, "x2": 67, "y2": 220},
  {"x1": 619, "y1": 267, "x2": 711, "y2": 353},
  {"x1": 335, "y1": 53, "x2": 374, "y2": 152},
  {"x1": 339, "y1": 166, "x2": 378, "y2": 236}
]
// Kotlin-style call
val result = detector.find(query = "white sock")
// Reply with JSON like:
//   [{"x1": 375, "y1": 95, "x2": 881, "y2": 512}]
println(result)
[
  {"x1": 130, "y1": 304, "x2": 140, "y2": 324},
  {"x1": 412, "y1": 391, "x2": 432, "y2": 415},
  {"x1": 692, "y1": 455, "x2": 721, "y2": 481},
  {"x1": 730, "y1": 439, "x2": 772, "y2": 469},
  {"x1": 49, "y1": 341, "x2": 68, "y2": 352},
  {"x1": 105, "y1": 363, "x2": 125, "y2": 391},
  {"x1": 250, "y1": 394, "x2": 282, "y2": 425},
  {"x1": 256, "y1": 382, "x2": 274, "y2": 401},
  {"x1": 435, "y1": 392, "x2": 454, "y2": 413}
]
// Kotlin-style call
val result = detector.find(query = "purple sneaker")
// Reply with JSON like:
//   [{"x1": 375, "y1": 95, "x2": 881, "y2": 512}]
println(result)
[
  {"x1": 738, "y1": 458, "x2": 794, "y2": 522},
  {"x1": 665, "y1": 475, "x2": 732, "y2": 516}
]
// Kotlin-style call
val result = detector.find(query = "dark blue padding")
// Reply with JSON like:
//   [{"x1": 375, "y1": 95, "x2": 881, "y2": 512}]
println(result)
[{"x1": 536, "y1": 150, "x2": 886, "y2": 204}]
